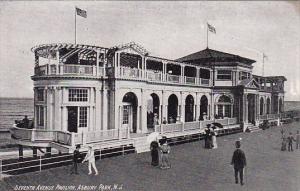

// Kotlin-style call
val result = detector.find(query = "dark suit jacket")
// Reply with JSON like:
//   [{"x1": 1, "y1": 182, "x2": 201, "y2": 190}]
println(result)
[
  {"x1": 73, "y1": 150, "x2": 81, "y2": 162},
  {"x1": 231, "y1": 148, "x2": 247, "y2": 169}
]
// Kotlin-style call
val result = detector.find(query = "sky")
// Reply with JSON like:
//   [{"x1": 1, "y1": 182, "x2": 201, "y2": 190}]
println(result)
[{"x1": 0, "y1": 1, "x2": 299, "y2": 100}]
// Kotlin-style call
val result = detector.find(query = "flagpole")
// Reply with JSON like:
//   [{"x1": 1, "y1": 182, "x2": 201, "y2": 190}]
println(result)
[
  {"x1": 206, "y1": 23, "x2": 209, "y2": 48},
  {"x1": 75, "y1": 7, "x2": 77, "y2": 44},
  {"x1": 262, "y1": 54, "x2": 265, "y2": 77}
]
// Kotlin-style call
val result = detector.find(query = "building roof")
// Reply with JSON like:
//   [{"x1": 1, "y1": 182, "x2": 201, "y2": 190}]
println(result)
[
  {"x1": 176, "y1": 48, "x2": 256, "y2": 65},
  {"x1": 31, "y1": 43, "x2": 107, "y2": 59}
]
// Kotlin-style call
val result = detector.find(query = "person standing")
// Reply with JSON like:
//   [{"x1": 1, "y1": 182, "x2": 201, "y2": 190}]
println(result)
[
  {"x1": 150, "y1": 140, "x2": 159, "y2": 166},
  {"x1": 70, "y1": 145, "x2": 81, "y2": 174},
  {"x1": 204, "y1": 124, "x2": 212, "y2": 149},
  {"x1": 160, "y1": 137, "x2": 171, "y2": 169},
  {"x1": 82, "y1": 145, "x2": 98, "y2": 175},
  {"x1": 295, "y1": 130, "x2": 300, "y2": 149},
  {"x1": 22, "y1": 115, "x2": 29, "y2": 129},
  {"x1": 287, "y1": 132, "x2": 295, "y2": 152},
  {"x1": 281, "y1": 134, "x2": 287, "y2": 151},
  {"x1": 211, "y1": 129, "x2": 218, "y2": 149},
  {"x1": 231, "y1": 140, "x2": 247, "y2": 186}
]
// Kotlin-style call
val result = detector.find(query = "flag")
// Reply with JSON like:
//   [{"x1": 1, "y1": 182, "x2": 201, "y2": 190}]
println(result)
[
  {"x1": 263, "y1": 53, "x2": 268, "y2": 60},
  {"x1": 207, "y1": 23, "x2": 216, "y2": 34},
  {"x1": 76, "y1": 7, "x2": 87, "y2": 18}
]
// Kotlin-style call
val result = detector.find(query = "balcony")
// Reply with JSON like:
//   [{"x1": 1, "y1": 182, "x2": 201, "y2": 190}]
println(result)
[
  {"x1": 119, "y1": 67, "x2": 211, "y2": 87},
  {"x1": 34, "y1": 64, "x2": 105, "y2": 77}
]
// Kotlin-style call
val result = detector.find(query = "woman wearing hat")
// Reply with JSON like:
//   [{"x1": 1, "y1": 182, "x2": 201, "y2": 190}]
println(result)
[{"x1": 82, "y1": 145, "x2": 98, "y2": 175}]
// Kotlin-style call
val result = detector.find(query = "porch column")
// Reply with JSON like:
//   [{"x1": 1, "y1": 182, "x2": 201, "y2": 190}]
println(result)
[
  {"x1": 96, "y1": 50, "x2": 100, "y2": 76},
  {"x1": 103, "y1": 50, "x2": 107, "y2": 76},
  {"x1": 136, "y1": 106, "x2": 141, "y2": 133},
  {"x1": 102, "y1": 89, "x2": 108, "y2": 131},
  {"x1": 95, "y1": 87, "x2": 102, "y2": 131},
  {"x1": 196, "y1": 67, "x2": 200, "y2": 85},
  {"x1": 55, "y1": 50, "x2": 60, "y2": 75},
  {"x1": 54, "y1": 87, "x2": 62, "y2": 131},
  {"x1": 140, "y1": 90, "x2": 148, "y2": 133},
  {"x1": 277, "y1": 97, "x2": 280, "y2": 114},
  {"x1": 181, "y1": 65, "x2": 184, "y2": 84}
]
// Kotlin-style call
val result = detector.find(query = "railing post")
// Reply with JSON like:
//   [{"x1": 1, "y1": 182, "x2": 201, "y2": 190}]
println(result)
[
  {"x1": 227, "y1": 118, "x2": 230, "y2": 125},
  {"x1": 119, "y1": 128, "x2": 122, "y2": 140},
  {"x1": 39, "y1": 156, "x2": 42, "y2": 171},
  {"x1": 31, "y1": 129, "x2": 35, "y2": 142},
  {"x1": 182, "y1": 122, "x2": 184, "y2": 132},
  {"x1": 122, "y1": 145, "x2": 125, "y2": 156},
  {"x1": 0, "y1": 159, "x2": 2, "y2": 180}
]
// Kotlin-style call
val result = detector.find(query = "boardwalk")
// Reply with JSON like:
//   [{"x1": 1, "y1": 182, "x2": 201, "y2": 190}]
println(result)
[{"x1": 1, "y1": 122, "x2": 300, "y2": 191}]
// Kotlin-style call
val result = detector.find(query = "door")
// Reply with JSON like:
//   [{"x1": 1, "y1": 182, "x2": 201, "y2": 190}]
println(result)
[
  {"x1": 68, "y1": 106, "x2": 78, "y2": 133},
  {"x1": 122, "y1": 104, "x2": 131, "y2": 131}
]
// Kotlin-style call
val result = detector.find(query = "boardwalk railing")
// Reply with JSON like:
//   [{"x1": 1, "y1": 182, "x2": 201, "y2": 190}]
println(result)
[
  {"x1": 0, "y1": 144, "x2": 135, "y2": 176},
  {"x1": 155, "y1": 117, "x2": 238, "y2": 134},
  {"x1": 10, "y1": 127, "x2": 130, "y2": 147},
  {"x1": 259, "y1": 113, "x2": 280, "y2": 120}
]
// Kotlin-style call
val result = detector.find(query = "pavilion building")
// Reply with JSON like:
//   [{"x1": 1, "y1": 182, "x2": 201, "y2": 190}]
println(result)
[{"x1": 11, "y1": 42, "x2": 286, "y2": 155}]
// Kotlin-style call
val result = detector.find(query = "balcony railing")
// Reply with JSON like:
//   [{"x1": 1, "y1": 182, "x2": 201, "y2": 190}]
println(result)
[
  {"x1": 119, "y1": 66, "x2": 141, "y2": 79},
  {"x1": 167, "y1": 74, "x2": 181, "y2": 83},
  {"x1": 34, "y1": 64, "x2": 104, "y2": 77},
  {"x1": 259, "y1": 114, "x2": 280, "y2": 120},
  {"x1": 155, "y1": 117, "x2": 238, "y2": 134},
  {"x1": 146, "y1": 70, "x2": 162, "y2": 82}
]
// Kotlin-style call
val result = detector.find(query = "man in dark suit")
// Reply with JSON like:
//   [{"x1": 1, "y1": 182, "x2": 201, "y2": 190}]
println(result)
[
  {"x1": 231, "y1": 140, "x2": 247, "y2": 185},
  {"x1": 71, "y1": 145, "x2": 81, "y2": 174}
]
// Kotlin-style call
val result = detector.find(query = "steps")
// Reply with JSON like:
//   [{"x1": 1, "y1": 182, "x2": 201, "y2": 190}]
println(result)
[
  {"x1": 133, "y1": 136, "x2": 150, "y2": 153},
  {"x1": 246, "y1": 125, "x2": 261, "y2": 133}
]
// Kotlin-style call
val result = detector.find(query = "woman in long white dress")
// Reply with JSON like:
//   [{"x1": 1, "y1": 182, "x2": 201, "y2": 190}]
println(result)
[
  {"x1": 212, "y1": 130, "x2": 218, "y2": 149},
  {"x1": 82, "y1": 145, "x2": 98, "y2": 175}
]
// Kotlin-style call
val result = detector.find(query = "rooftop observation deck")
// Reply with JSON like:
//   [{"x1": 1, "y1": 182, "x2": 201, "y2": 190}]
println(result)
[{"x1": 31, "y1": 43, "x2": 212, "y2": 87}]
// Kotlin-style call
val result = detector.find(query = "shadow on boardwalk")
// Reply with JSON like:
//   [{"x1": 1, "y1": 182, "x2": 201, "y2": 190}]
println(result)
[{"x1": 1, "y1": 122, "x2": 300, "y2": 191}]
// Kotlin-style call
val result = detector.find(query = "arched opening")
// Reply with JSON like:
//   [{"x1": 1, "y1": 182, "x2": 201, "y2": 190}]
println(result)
[
  {"x1": 266, "y1": 98, "x2": 271, "y2": 114},
  {"x1": 147, "y1": 93, "x2": 160, "y2": 130},
  {"x1": 122, "y1": 92, "x2": 138, "y2": 133},
  {"x1": 216, "y1": 95, "x2": 232, "y2": 119},
  {"x1": 185, "y1": 95, "x2": 194, "y2": 122},
  {"x1": 279, "y1": 98, "x2": 283, "y2": 113},
  {"x1": 199, "y1": 95, "x2": 208, "y2": 120},
  {"x1": 260, "y1": 97, "x2": 264, "y2": 115},
  {"x1": 168, "y1": 94, "x2": 178, "y2": 123}
]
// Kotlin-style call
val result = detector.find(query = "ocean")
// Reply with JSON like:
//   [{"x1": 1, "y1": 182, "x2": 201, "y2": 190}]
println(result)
[
  {"x1": 0, "y1": 98, "x2": 34, "y2": 130},
  {"x1": 0, "y1": 98, "x2": 300, "y2": 130}
]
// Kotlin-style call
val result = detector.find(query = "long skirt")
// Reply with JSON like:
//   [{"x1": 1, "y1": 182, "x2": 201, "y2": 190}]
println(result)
[
  {"x1": 212, "y1": 135, "x2": 217, "y2": 149},
  {"x1": 151, "y1": 149, "x2": 159, "y2": 166}
]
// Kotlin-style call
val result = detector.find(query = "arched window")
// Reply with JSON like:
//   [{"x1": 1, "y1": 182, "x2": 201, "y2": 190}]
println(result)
[{"x1": 216, "y1": 95, "x2": 233, "y2": 118}]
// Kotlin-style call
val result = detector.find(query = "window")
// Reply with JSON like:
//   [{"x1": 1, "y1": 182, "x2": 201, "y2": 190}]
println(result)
[
  {"x1": 216, "y1": 95, "x2": 233, "y2": 118},
  {"x1": 239, "y1": 72, "x2": 249, "y2": 80},
  {"x1": 217, "y1": 70, "x2": 231, "y2": 80},
  {"x1": 36, "y1": 106, "x2": 44, "y2": 127},
  {"x1": 79, "y1": 107, "x2": 88, "y2": 127},
  {"x1": 36, "y1": 89, "x2": 44, "y2": 101},
  {"x1": 69, "y1": 89, "x2": 88, "y2": 102},
  {"x1": 123, "y1": 106, "x2": 130, "y2": 124}
]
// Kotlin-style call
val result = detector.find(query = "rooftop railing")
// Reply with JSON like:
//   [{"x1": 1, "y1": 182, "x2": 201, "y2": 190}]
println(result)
[
  {"x1": 34, "y1": 64, "x2": 104, "y2": 77},
  {"x1": 34, "y1": 65, "x2": 212, "y2": 86}
]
